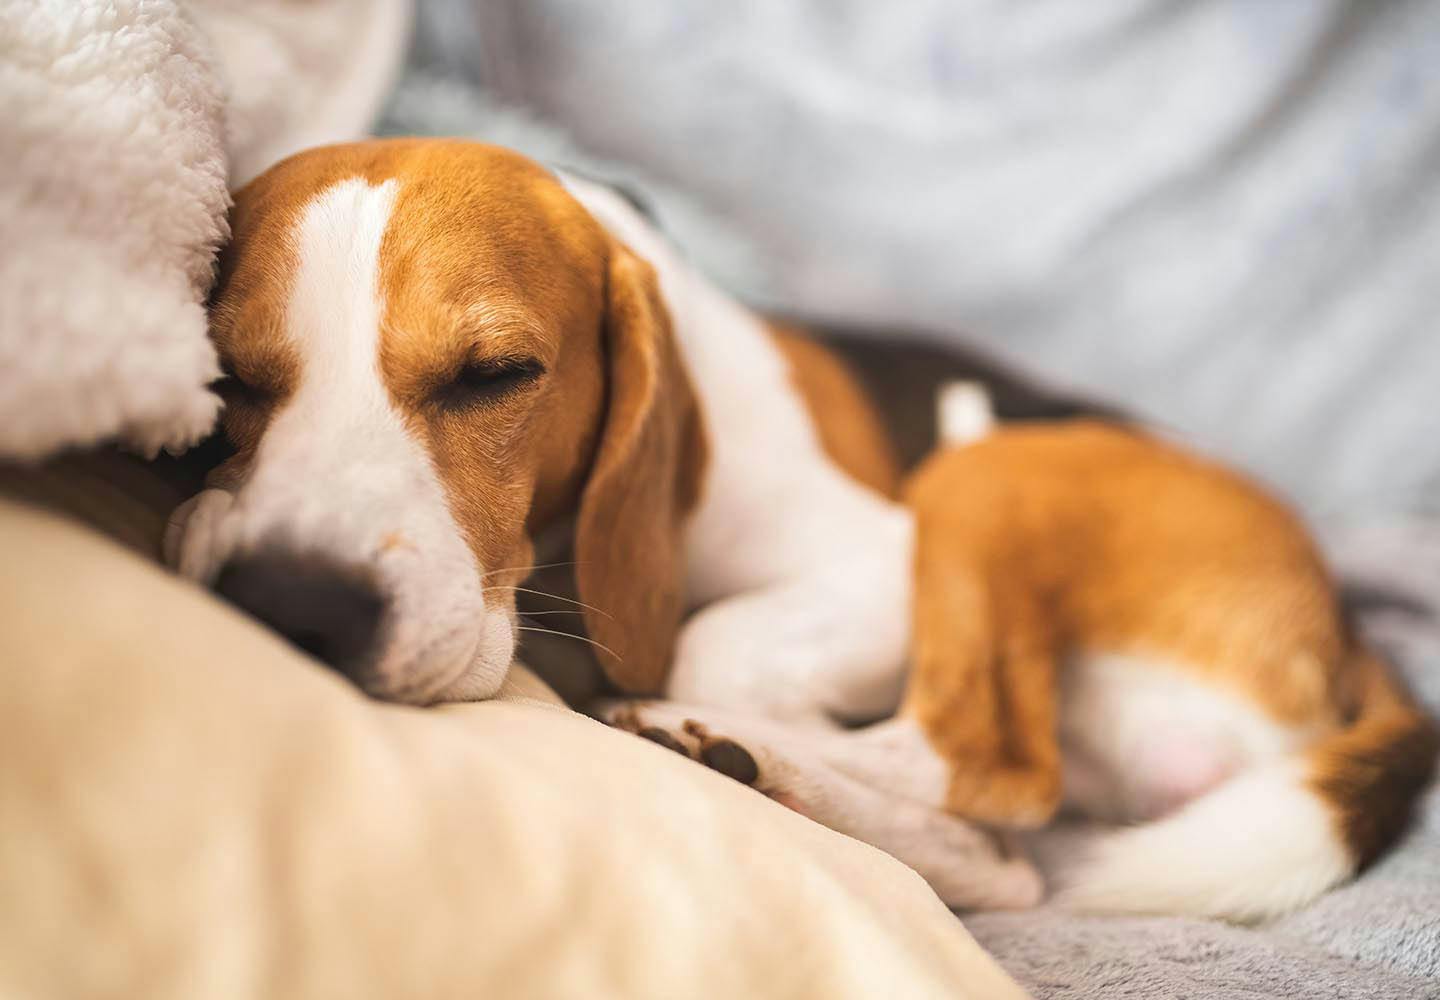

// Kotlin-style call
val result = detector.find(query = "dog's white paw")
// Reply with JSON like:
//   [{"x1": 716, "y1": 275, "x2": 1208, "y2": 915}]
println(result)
[{"x1": 164, "y1": 488, "x2": 235, "y2": 583}]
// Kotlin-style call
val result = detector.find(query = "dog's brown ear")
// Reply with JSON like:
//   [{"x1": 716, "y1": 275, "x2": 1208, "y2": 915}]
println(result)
[{"x1": 574, "y1": 245, "x2": 705, "y2": 693}]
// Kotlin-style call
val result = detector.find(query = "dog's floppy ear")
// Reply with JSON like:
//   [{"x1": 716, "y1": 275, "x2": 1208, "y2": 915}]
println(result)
[{"x1": 575, "y1": 244, "x2": 705, "y2": 693}]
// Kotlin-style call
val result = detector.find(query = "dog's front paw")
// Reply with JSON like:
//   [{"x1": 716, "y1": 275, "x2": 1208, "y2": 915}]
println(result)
[
  {"x1": 681, "y1": 718, "x2": 762, "y2": 786},
  {"x1": 593, "y1": 700, "x2": 764, "y2": 788},
  {"x1": 164, "y1": 488, "x2": 236, "y2": 583},
  {"x1": 593, "y1": 700, "x2": 1046, "y2": 910}
]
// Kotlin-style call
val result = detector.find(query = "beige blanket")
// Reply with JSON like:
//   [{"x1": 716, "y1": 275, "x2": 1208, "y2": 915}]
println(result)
[{"x1": 0, "y1": 495, "x2": 1025, "y2": 999}]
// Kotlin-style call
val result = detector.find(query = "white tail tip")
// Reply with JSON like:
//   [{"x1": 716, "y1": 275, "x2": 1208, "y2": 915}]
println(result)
[
  {"x1": 1053, "y1": 763, "x2": 1353, "y2": 922},
  {"x1": 938, "y1": 381, "x2": 996, "y2": 446}
]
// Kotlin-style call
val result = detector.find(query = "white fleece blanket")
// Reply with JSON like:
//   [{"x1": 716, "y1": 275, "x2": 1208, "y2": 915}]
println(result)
[
  {"x1": 0, "y1": 0, "x2": 228, "y2": 461},
  {"x1": 0, "y1": 0, "x2": 409, "y2": 464}
]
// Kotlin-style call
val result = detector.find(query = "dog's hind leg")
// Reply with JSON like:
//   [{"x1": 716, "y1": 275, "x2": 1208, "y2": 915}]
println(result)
[
  {"x1": 903, "y1": 569, "x2": 1064, "y2": 828},
  {"x1": 892, "y1": 449, "x2": 1066, "y2": 829}
]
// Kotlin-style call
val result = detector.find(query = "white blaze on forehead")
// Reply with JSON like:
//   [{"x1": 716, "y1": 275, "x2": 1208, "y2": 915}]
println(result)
[
  {"x1": 242, "y1": 176, "x2": 420, "y2": 535},
  {"x1": 288, "y1": 177, "x2": 399, "y2": 413}
]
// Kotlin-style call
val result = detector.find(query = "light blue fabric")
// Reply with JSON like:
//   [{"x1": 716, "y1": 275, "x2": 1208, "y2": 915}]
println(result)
[{"x1": 389, "y1": 0, "x2": 1440, "y2": 521}]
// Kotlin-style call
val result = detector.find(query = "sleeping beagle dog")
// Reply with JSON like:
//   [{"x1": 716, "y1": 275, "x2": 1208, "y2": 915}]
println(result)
[
  {"x1": 168, "y1": 138, "x2": 1436, "y2": 921},
  {"x1": 166, "y1": 137, "x2": 1036, "y2": 908}
]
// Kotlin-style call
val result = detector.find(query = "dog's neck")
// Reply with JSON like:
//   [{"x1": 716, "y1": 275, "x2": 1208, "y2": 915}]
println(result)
[{"x1": 559, "y1": 172, "x2": 908, "y2": 606}]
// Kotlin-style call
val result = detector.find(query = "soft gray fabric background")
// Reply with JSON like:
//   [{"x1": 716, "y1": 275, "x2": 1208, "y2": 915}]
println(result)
[
  {"x1": 389, "y1": 0, "x2": 1440, "y2": 523},
  {"x1": 379, "y1": 3, "x2": 1440, "y2": 995}
]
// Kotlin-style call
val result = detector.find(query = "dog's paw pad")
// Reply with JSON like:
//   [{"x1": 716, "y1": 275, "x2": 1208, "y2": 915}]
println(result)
[
  {"x1": 699, "y1": 737, "x2": 760, "y2": 786},
  {"x1": 638, "y1": 726, "x2": 694, "y2": 758},
  {"x1": 608, "y1": 704, "x2": 644, "y2": 733}
]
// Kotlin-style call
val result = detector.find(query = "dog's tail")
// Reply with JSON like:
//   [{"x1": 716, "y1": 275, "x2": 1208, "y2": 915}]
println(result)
[
  {"x1": 1056, "y1": 648, "x2": 1438, "y2": 922},
  {"x1": 937, "y1": 380, "x2": 996, "y2": 447}
]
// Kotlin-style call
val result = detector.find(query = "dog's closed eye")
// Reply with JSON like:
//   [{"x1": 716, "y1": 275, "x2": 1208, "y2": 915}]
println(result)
[
  {"x1": 211, "y1": 366, "x2": 272, "y2": 407},
  {"x1": 433, "y1": 357, "x2": 546, "y2": 411}
]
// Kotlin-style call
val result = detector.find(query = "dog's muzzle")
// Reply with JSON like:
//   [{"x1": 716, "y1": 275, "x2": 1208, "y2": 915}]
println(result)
[{"x1": 166, "y1": 486, "x2": 514, "y2": 704}]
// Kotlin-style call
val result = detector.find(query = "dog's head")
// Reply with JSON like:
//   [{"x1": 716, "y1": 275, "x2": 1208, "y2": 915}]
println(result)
[{"x1": 172, "y1": 139, "x2": 704, "y2": 703}]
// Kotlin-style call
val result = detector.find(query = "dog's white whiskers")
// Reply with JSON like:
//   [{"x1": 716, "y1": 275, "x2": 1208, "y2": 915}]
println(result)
[
  {"x1": 518, "y1": 609, "x2": 584, "y2": 616},
  {"x1": 516, "y1": 625, "x2": 621, "y2": 663},
  {"x1": 485, "y1": 585, "x2": 615, "y2": 620},
  {"x1": 480, "y1": 560, "x2": 581, "y2": 579}
]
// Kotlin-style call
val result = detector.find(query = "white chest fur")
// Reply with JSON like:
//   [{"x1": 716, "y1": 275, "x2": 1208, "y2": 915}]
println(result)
[{"x1": 563, "y1": 175, "x2": 913, "y2": 723}]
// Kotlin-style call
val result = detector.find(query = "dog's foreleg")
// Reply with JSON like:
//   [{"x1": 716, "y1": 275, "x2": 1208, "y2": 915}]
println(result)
[
  {"x1": 596, "y1": 699, "x2": 1042, "y2": 910},
  {"x1": 665, "y1": 571, "x2": 911, "y2": 727}
]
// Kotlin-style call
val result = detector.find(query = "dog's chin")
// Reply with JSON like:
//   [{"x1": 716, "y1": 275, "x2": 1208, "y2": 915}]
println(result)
[{"x1": 382, "y1": 610, "x2": 515, "y2": 706}]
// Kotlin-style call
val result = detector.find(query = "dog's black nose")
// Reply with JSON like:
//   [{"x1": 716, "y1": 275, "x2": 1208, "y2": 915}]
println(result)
[{"x1": 215, "y1": 553, "x2": 387, "y2": 683}]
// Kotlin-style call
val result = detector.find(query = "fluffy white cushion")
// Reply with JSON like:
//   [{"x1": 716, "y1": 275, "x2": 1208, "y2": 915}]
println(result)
[
  {"x1": 0, "y1": 0, "x2": 228, "y2": 461},
  {"x1": 0, "y1": 496, "x2": 1026, "y2": 999},
  {"x1": 0, "y1": 0, "x2": 412, "y2": 463}
]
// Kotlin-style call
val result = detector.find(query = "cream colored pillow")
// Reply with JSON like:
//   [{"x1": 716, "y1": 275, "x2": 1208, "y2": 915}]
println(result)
[{"x1": 0, "y1": 497, "x2": 1025, "y2": 1000}]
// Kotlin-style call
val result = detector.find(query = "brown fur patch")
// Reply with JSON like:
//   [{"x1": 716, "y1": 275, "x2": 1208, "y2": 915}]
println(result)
[
  {"x1": 769, "y1": 323, "x2": 902, "y2": 498},
  {"x1": 1309, "y1": 651, "x2": 1440, "y2": 866},
  {"x1": 369, "y1": 142, "x2": 611, "y2": 602},
  {"x1": 572, "y1": 248, "x2": 707, "y2": 693}
]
